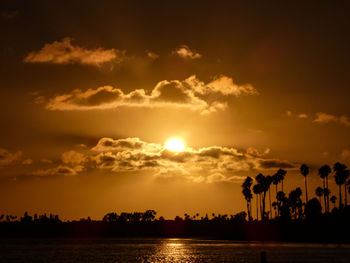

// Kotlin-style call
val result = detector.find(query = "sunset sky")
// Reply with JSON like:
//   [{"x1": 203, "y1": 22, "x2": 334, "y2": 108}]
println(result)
[{"x1": 0, "y1": 1, "x2": 349, "y2": 220}]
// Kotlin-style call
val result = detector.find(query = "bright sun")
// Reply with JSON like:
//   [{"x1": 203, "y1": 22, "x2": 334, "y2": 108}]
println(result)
[{"x1": 165, "y1": 138, "x2": 185, "y2": 152}]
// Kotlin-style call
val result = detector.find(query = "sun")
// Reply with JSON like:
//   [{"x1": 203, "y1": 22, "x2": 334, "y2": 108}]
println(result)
[{"x1": 165, "y1": 138, "x2": 185, "y2": 152}]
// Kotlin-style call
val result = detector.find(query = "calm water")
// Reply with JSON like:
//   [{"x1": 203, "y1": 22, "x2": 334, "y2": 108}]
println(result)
[{"x1": 0, "y1": 238, "x2": 349, "y2": 263}]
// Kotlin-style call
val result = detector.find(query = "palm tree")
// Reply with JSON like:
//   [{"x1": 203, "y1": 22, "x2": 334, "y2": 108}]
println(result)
[
  {"x1": 272, "y1": 172, "x2": 281, "y2": 196},
  {"x1": 330, "y1": 195, "x2": 337, "y2": 210},
  {"x1": 300, "y1": 164, "x2": 310, "y2": 203},
  {"x1": 253, "y1": 184, "x2": 261, "y2": 220},
  {"x1": 266, "y1": 175, "x2": 273, "y2": 219},
  {"x1": 277, "y1": 169, "x2": 287, "y2": 192},
  {"x1": 255, "y1": 173, "x2": 272, "y2": 220},
  {"x1": 242, "y1": 176, "x2": 253, "y2": 220},
  {"x1": 272, "y1": 201, "x2": 278, "y2": 217},
  {"x1": 334, "y1": 162, "x2": 347, "y2": 208},
  {"x1": 289, "y1": 188, "x2": 303, "y2": 219},
  {"x1": 323, "y1": 187, "x2": 330, "y2": 212},
  {"x1": 315, "y1": 187, "x2": 324, "y2": 206},
  {"x1": 318, "y1": 164, "x2": 331, "y2": 212},
  {"x1": 344, "y1": 169, "x2": 350, "y2": 206},
  {"x1": 276, "y1": 191, "x2": 286, "y2": 217}
]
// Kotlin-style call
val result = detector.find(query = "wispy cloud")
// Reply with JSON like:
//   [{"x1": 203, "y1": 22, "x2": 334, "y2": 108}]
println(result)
[
  {"x1": 44, "y1": 75, "x2": 257, "y2": 114},
  {"x1": 313, "y1": 112, "x2": 350, "y2": 127},
  {"x1": 287, "y1": 111, "x2": 350, "y2": 127},
  {"x1": 172, "y1": 45, "x2": 202, "y2": 60},
  {"x1": 24, "y1": 38, "x2": 126, "y2": 67}
]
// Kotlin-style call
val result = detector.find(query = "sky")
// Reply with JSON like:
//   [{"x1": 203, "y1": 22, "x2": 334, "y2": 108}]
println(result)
[{"x1": 0, "y1": 0, "x2": 349, "y2": 220}]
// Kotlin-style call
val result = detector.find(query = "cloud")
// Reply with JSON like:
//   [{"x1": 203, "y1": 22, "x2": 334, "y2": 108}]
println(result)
[
  {"x1": 45, "y1": 75, "x2": 257, "y2": 114},
  {"x1": 24, "y1": 38, "x2": 125, "y2": 67},
  {"x1": 172, "y1": 45, "x2": 202, "y2": 60},
  {"x1": 35, "y1": 137, "x2": 295, "y2": 182},
  {"x1": 61, "y1": 150, "x2": 86, "y2": 165},
  {"x1": 313, "y1": 112, "x2": 350, "y2": 127},
  {"x1": 298, "y1": 113, "x2": 308, "y2": 118},
  {"x1": 22, "y1": 159, "x2": 33, "y2": 165},
  {"x1": 0, "y1": 148, "x2": 22, "y2": 166},
  {"x1": 286, "y1": 111, "x2": 308, "y2": 119},
  {"x1": 33, "y1": 165, "x2": 83, "y2": 177},
  {"x1": 146, "y1": 51, "x2": 159, "y2": 60},
  {"x1": 246, "y1": 147, "x2": 270, "y2": 157},
  {"x1": 257, "y1": 159, "x2": 295, "y2": 169}
]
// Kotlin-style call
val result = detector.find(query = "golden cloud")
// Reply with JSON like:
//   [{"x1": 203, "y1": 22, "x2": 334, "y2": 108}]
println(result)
[
  {"x1": 24, "y1": 38, "x2": 125, "y2": 67},
  {"x1": 33, "y1": 137, "x2": 295, "y2": 183},
  {"x1": 172, "y1": 45, "x2": 202, "y2": 60},
  {"x1": 44, "y1": 75, "x2": 258, "y2": 114}
]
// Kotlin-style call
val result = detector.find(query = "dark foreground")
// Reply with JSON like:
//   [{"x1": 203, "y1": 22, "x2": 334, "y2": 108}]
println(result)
[
  {"x1": 0, "y1": 238, "x2": 349, "y2": 263},
  {"x1": 1, "y1": 218, "x2": 350, "y2": 243}
]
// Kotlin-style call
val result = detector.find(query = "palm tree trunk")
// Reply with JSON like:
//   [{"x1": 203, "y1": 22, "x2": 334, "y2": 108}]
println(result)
[
  {"x1": 247, "y1": 201, "x2": 250, "y2": 220},
  {"x1": 305, "y1": 177, "x2": 308, "y2": 202},
  {"x1": 323, "y1": 178, "x2": 326, "y2": 213},
  {"x1": 262, "y1": 192, "x2": 266, "y2": 220},
  {"x1": 275, "y1": 184, "x2": 278, "y2": 196},
  {"x1": 281, "y1": 180, "x2": 284, "y2": 193},
  {"x1": 326, "y1": 177, "x2": 329, "y2": 212},
  {"x1": 256, "y1": 194, "x2": 259, "y2": 220},
  {"x1": 259, "y1": 194, "x2": 262, "y2": 220},
  {"x1": 269, "y1": 188, "x2": 272, "y2": 219},
  {"x1": 344, "y1": 183, "x2": 347, "y2": 207},
  {"x1": 339, "y1": 184, "x2": 342, "y2": 208}
]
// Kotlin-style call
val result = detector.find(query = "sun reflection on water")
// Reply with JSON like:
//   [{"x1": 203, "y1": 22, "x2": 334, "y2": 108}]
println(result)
[{"x1": 142, "y1": 239, "x2": 195, "y2": 263}]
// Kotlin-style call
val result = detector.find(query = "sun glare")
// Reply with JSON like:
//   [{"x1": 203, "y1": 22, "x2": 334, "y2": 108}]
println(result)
[{"x1": 165, "y1": 138, "x2": 185, "y2": 152}]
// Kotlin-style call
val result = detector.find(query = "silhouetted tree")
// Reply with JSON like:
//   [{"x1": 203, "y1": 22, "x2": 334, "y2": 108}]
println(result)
[
  {"x1": 344, "y1": 169, "x2": 350, "y2": 206},
  {"x1": 330, "y1": 195, "x2": 337, "y2": 210},
  {"x1": 305, "y1": 198, "x2": 322, "y2": 220},
  {"x1": 242, "y1": 176, "x2": 253, "y2": 220},
  {"x1": 318, "y1": 164, "x2": 331, "y2": 212},
  {"x1": 272, "y1": 172, "x2": 281, "y2": 196},
  {"x1": 334, "y1": 162, "x2": 347, "y2": 208},
  {"x1": 272, "y1": 201, "x2": 278, "y2": 217},
  {"x1": 300, "y1": 164, "x2": 310, "y2": 202},
  {"x1": 253, "y1": 184, "x2": 261, "y2": 220},
  {"x1": 288, "y1": 187, "x2": 303, "y2": 219},
  {"x1": 315, "y1": 187, "x2": 324, "y2": 205},
  {"x1": 276, "y1": 169, "x2": 287, "y2": 192},
  {"x1": 276, "y1": 191, "x2": 285, "y2": 217},
  {"x1": 255, "y1": 173, "x2": 272, "y2": 220}
]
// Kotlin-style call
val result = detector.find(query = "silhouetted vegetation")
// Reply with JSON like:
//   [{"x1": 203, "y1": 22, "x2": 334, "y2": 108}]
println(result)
[{"x1": 1, "y1": 162, "x2": 350, "y2": 242}]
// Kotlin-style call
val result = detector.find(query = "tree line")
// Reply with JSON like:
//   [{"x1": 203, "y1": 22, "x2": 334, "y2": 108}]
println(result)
[{"x1": 242, "y1": 162, "x2": 350, "y2": 221}]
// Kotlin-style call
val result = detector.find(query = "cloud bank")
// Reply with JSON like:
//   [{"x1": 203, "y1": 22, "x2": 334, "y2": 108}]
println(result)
[
  {"x1": 24, "y1": 38, "x2": 126, "y2": 67},
  {"x1": 45, "y1": 75, "x2": 258, "y2": 114},
  {"x1": 34, "y1": 138, "x2": 295, "y2": 183}
]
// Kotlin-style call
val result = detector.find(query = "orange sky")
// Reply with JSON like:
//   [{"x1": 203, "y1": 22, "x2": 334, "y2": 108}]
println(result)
[{"x1": 0, "y1": 1, "x2": 349, "y2": 220}]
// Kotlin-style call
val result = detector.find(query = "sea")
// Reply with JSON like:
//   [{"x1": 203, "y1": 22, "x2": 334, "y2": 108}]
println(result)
[{"x1": 0, "y1": 238, "x2": 349, "y2": 263}]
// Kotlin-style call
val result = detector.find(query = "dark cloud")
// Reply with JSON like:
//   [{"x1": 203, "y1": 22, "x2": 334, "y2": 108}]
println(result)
[{"x1": 258, "y1": 159, "x2": 295, "y2": 169}]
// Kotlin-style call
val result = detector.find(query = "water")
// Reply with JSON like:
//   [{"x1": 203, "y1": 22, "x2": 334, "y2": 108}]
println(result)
[{"x1": 0, "y1": 238, "x2": 349, "y2": 263}]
